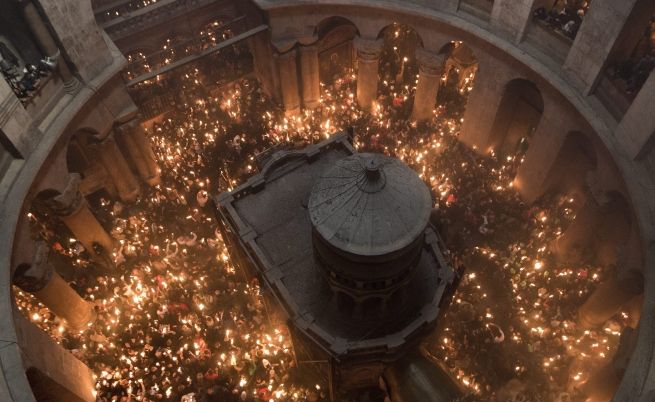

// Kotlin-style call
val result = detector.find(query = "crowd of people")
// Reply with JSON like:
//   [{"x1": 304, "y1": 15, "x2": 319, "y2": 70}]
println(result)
[
  {"x1": 0, "y1": 41, "x2": 56, "y2": 103},
  {"x1": 15, "y1": 24, "x2": 631, "y2": 402},
  {"x1": 125, "y1": 19, "x2": 253, "y2": 122},
  {"x1": 532, "y1": 0, "x2": 590, "y2": 40},
  {"x1": 124, "y1": 19, "x2": 241, "y2": 84},
  {"x1": 608, "y1": 16, "x2": 655, "y2": 95}
]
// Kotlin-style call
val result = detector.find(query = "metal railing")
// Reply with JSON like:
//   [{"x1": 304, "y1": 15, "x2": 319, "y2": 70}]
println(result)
[{"x1": 125, "y1": 23, "x2": 266, "y2": 86}]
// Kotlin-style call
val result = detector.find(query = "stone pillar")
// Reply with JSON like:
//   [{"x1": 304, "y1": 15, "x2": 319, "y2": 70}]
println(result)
[
  {"x1": 355, "y1": 38, "x2": 383, "y2": 113},
  {"x1": 299, "y1": 41, "x2": 321, "y2": 109},
  {"x1": 613, "y1": 327, "x2": 639, "y2": 372},
  {"x1": 13, "y1": 241, "x2": 95, "y2": 330},
  {"x1": 92, "y1": 134, "x2": 140, "y2": 202},
  {"x1": 458, "y1": 52, "x2": 512, "y2": 152},
  {"x1": 513, "y1": 97, "x2": 573, "y2": 203},
  {"x1": 553, "y1": 196, "x2": 604, "y2": 265},
  {"x1": 490, "y1": 0, "x2": 548, "y2": 42},
  {"x1": 578, "y1": 270, "x2": 644, "y2": 328},
  {"x1": 14, "y1": 310, "x2": 96, "y2": 402},
  {"x1": 276, "y1": 47, "x2": 301, "y2": 116},
  {"x1": 624, "y1": 294, "x2": 643, "y2": 329},
  {"x1": 19, "y1": 0, "x2": 78, "y2": 92},
  {"x1": 616, "y1": 70, "x2": 655, "y2": 159},
  {"x1": 47, "y1": 174, "x2": 114, "y2": 264},
  {"x1": 563, "y1": 0, "x2": 652, "y2": 94},
  {"x1": 115, "y1": 120, "x2": 160, "y2": 186},
  {"x1": 248, "y1": 31, "x2": 277, "y2": 99},
  {"x1": 411, "y1": 49, "x2": 444, "y2": 122}
]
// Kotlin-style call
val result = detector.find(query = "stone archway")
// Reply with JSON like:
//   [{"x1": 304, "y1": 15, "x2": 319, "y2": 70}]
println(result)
[{"x1": 488, "y1": 78, "x2": 544, "y2": 157}]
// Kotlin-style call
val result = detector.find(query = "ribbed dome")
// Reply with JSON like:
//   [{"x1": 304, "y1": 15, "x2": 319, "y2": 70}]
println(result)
[{"x1": 308, "y1": 153, "x2": 432, "y2": 257}]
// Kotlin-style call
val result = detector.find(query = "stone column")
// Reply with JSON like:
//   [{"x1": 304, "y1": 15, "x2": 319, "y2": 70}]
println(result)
[
  {"x1": 411, "y1": 49, "x2": 445, "y2": 122},
  {"x1": 616, "y1": 70, "x2": 655, "y2": 159},
  {"x1": 355, "y1": 38, "x2": 383, "y2": 113},
  {"x1": 578, "y1": 270, "x2": 643, "y2": 329},
  {"x1": 47, "y1": 174, "x2": 114, "y2": 264},
  {"x1": 553, "y1": 196, "x2": 604, "y2": 265},
  {"x1": 14, "y1": 310, "x2": 96, "y2": 402},
  {"x1": 248, "y1": 32, "x2": 277, "y2": 98},
  {"x1": 624, "y1": 294, "x2": 643, "y2": 329},
  {"x1": 276, "y1": 47, "x2": 301, "y2": 116},
  {"x1": 13, "y1": 241, "x2": 96, "y2": 330},
  {"x1": 19, "y1": 0, "x2": 78, "y2": 92},
  {"x1": 115, "y1": 120, "x2": 161, "y2": 186},
  {"x1": 513, "y1": 97, "x2": 573, "y2": 203},
  {"x1": 92, "y1": 134, "x2": 140, "y2": 202},
  {"x1": 490, "y1": 0, "x2": 548, "y2": 42},
  {"x1": 458, "y1": 51, "x2": 511, "y2": 152},
  {"x1": 299, "y1": 40, "x2": 321, "y2": 109}
]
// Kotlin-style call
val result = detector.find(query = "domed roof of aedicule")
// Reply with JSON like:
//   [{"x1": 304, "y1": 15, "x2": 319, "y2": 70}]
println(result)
[{"x1": 309, "y1": 153, "x2": 432, "y2": 257}]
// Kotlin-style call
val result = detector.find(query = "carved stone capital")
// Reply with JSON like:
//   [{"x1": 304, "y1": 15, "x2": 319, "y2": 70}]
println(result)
[
  {"x1": 299, "y1": 42, "x2": 319, "y2": 54},
  {"x1": 113, "y1": 118, "x2": 140, "y2": 136},
  {"x1": 13, "y1": 241, "x2": 54, "y2": 293},
  {"x1": 354, "y1": 38, "x2": 383, "y2": 61},
  {"x1": 451, "y1": 42, "x2": 477, "y2": 67},
  {"x1": 416, "y1": 48, "x2": 445, "y2": 76},
  {"x1": 298, "y1": 34, "x2": 319, "y2": 47},
  {"x1": 275, "y1": 47, "x2": 298, "y2": 61},
  {"x1": 272, "y1": 38, "x2": 298, "y2": 55},
  {"x1": 49, "y1": 174, "x2": 85, "y2": 216}
]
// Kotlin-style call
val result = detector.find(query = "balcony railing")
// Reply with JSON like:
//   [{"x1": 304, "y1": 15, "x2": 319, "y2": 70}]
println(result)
[
  {"x1": 94, "y1": 0, "x2": 167, "y2": 24},
  {"x1": 96, "y1": 0, "x2": 218, "y2": 39},
  {"x1": 595, "y1": 72, "x2": 637, "y2": 120},
  {"x1": 1, "y1": 64, "x2": 55, "y2": 107},
  {"x1": 125, "y1": 22, "x2": 263, "y2": 86},
  {"x1": 523, "y1": 19, "x2": 573, "y2": 65}
]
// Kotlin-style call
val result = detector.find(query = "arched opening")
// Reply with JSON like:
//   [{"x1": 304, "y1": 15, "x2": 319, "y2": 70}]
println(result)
[
  {"x1": 556, "y1": 190, "x2": 633, "y2": 267},
  {"x1": 488, "y1": 78, "x2": 544, "y2": 156},
  {"x1": 66, "y1": 134, "x2": 93, "y2": 179},
  {"x1": 315, "y1": 17, "x2": 359, "y2": 85},
  {"x1": 377, "y1": 23, "x2": 423, "y2": 91},
  {"x1": 26, "y1": 366, "x2": 78, "y2": 402},
  {"x1": 65, "y1": 129, "x2": 119, "y2": 200},
  {"x1": 438, "y1": 41, "x2": 479, "y2": 118},
  {"x1": 542, "y1": 131, "x2": 597, "y2": 201},
  {"x1": 28, "y1": 189, "x2": 82, "y2": 261}
]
